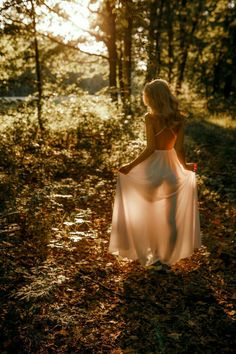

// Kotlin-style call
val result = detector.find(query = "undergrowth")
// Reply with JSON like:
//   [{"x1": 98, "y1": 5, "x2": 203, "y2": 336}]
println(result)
[{"x1": 0, "y1": 93, "x2": 235, "y2": 353}]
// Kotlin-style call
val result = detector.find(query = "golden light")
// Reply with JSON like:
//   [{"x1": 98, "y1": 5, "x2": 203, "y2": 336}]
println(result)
[{"x1": 38, "y1": 0, "x2": 104, "y2": 54}]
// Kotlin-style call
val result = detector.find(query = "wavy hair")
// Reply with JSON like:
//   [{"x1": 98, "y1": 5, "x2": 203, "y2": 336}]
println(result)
[{"x1": 143, "y1": 79, "x2": 184, "y2": 126}]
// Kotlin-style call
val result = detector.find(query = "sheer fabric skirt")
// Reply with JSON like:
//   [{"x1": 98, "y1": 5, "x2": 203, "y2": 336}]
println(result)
[{"x1": 109, "y1": 148, "x2": 201, "y2": 266}]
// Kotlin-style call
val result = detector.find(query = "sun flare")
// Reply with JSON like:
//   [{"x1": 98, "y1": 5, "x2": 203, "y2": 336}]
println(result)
[{"x1": 39, "y1": 0, "x2": 104, "y2": 54}]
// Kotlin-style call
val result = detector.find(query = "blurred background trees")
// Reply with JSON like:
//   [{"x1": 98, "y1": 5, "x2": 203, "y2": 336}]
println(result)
[{"x1": 0, "y1": 0, "x2": 235, "y2": 115}]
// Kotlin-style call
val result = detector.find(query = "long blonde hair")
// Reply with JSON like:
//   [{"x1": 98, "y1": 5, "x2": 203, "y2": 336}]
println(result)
[{"x1": 143, "y1": 79, "x2": 184, "y2": 126}]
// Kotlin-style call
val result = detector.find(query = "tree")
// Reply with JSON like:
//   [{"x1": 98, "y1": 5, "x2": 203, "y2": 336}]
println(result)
[
  {"x1": 30, "y1": 0, "x2": 44, "y2": 132},
  {"x1": 89, "y1": 0, "x2": 118, "y2": 101},
  {"x1": 212, "y1": 1, "x2": 236, "y2": 98},
  {"x1": 1, "y1": 0, "x2": 45, "y2": 133},
  {"x1": 117, "y1": 0, "x2": 133, "y2": 112},
  {"x1": 175, "y1": 0, "x2": 205, "y2": 93},
  {"x1": 166, "y1": 0, "x2": 174, "y2": 83}
]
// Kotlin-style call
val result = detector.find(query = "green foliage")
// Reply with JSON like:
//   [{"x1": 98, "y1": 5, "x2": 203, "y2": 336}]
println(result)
[
  {"x1": 0, "y1": 92, "x2": 125, "y2": 241},
  {"x1": 0, "y1": 34, "x2": 35, "y2": 96}
]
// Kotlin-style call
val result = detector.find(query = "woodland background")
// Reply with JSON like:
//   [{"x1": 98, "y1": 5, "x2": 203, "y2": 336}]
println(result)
[{"x1": 0, "y1": 0, "x2": 235, "y2": 353}]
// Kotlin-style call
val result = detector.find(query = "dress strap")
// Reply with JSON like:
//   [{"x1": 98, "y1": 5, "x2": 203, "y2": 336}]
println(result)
[
  {"x1": 155, "y1": 126, "x2": 177, "y2": 137},
  {"x1": 155, "y1": 127, "x2": 166, "y2": 136},
  {"x1": 170, "y1": 127, "x2": 177, "y2": 137}
]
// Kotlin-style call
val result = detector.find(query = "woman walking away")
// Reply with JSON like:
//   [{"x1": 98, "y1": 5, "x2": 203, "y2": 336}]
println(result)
[{"x1": 109, "y1": 78, "x2": 201, "y2": 266}]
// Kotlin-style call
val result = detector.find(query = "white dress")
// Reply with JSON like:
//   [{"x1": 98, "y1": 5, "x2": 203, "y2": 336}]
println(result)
[{"x1": 109, "y1": 126, "x2": 201, "y2": 266}]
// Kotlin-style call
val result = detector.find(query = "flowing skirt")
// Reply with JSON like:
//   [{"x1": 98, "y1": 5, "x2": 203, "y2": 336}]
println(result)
[{"x1": 109, "y1": 148, "x2": 201, "y2": 266}]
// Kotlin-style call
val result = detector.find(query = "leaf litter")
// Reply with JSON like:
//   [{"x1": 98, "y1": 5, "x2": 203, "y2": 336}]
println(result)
[{"x1": 0, "y1": 111, "x2": 235, "y2": 353}]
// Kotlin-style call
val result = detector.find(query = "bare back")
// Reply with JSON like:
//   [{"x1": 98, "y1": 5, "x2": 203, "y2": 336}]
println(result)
[{"x1": 149, "y1": 114, "x2": 181, "y2": 150}]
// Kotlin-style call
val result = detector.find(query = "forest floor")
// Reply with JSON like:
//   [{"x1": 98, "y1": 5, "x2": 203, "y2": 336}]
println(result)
[{"x1": 0, "y1": 102, "x2": 236, "y2": 353}]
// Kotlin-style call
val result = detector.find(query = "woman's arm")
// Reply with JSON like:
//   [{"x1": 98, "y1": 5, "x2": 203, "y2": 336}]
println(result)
[
  {"x1": 119, "y1": 114, "x2": 156, "y2": 174},
  {"x1": 174, "y1": 122, "x2": 186, "y2": 166},
  {"x1": 174, "y1": 122, "x2": 197, "y2": 171}
]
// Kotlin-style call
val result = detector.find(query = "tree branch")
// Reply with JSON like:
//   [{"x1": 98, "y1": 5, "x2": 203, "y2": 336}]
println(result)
[
  {"x1": 42, "y1": 1, "x2": 105, "y2": 42},
  {"x1": 39, "y1": 32, "x2": 108, "y2": 60},
  {"x1": 40, "y1": 1, "x2": 70, "y2": 22},
  {"x1": 39, "y1": 1, "x2": 90, "y2": 34},
  {"x1": 87, "y1": 4, "x2": 100, "y2": 15},
  {"x1": 39, "y1": 1, "x2": 106, "y2": 44}
]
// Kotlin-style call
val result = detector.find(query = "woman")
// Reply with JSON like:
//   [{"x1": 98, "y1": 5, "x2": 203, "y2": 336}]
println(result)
[{"x1": 109, "y1": 79, "x2": 201, "y2": 266}]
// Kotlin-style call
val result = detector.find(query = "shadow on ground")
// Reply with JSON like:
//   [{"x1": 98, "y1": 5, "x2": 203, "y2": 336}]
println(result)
[{"x1": 0, "y1": 115, "x2": 235, "y2": 353}]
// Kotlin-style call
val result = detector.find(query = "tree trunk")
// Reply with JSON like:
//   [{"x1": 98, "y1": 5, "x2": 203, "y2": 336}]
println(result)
[
  {"x1": 166, "y1": 0, "x2": 174, "y2": 83},
  {"x1": 30, "y1": 0, "x2": 44, "y2": 133},
  {"x1": 176, "y1": 18, "x2": 199, "y2": 92},
  {"x1": 146, "y1": 0, "x2": 158, "y2": 82},
  {"x1": 105, "y1": 0, "x2": 118, "y2": 101},
  {"x1": 175, "y1": 0, "x2": 187, "y2": 93},
  {"x1": 123, "y1": 1, "x2": 133, "y2": 113},
  {"x1": 156, "y1": 0, "x2": 164, "y2": 76},
  {"x1": 176, "y1": 0, "x2": 203, "y2": 93},
  {"x1": 146, "y1": 0, "x2": 164, "y2": 81},
  {"x1": 107, "y1": 45, "x2": 118, "y2": 101},
  {"x1": 118, "y1": 47, "x2": 125, "y2": 103}
]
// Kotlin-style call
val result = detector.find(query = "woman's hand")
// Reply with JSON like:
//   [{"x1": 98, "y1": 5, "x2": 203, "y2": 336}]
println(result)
[
  {"x1": 119, "y1": 164, "x2": 133, "y2": 175},
  {"x1": 185, "y1": 163, "x2": 198, "y2": 172}
]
